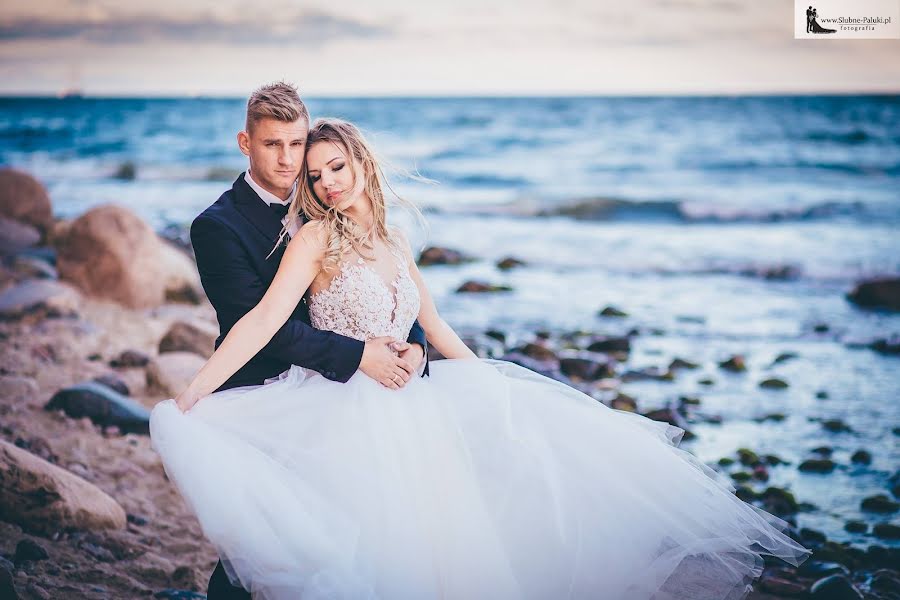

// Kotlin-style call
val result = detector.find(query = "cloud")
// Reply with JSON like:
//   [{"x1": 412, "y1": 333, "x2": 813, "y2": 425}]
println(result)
[{"x1": 0, "y1": 11, "x2": 392, "y2": 45}]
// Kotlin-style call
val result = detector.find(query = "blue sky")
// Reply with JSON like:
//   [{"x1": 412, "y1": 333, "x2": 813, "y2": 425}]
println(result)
[{"x1": 1, "y1": 0, "x2": 898, "y2": 95}]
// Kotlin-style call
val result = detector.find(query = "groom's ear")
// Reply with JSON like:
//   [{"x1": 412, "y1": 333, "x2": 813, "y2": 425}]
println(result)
[{"x1": 237, "y1": 131, "x2": 251, "y2": 157}]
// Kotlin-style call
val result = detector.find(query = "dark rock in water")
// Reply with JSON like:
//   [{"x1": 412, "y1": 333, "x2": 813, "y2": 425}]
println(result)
[
  {"x1": 92, "y1": 374, "x2": 130, "y2": 397},
  {"x1": 737, "y1": 448, "x2": 761, "y2": 466},
  {"x1": 822, "y1": 419, "x2": 852, "y2": 433},
  {"x1": 609, "y1": 393, "x2": 637, "y2": 412},
  {"x1": 717, "y1": 456, "x2": 735, "y2": 466},
  {"x1": 0, "y1": 558, "x2": 16, "y2": 599},
  {"x1": 812, "y1": 446, "x2": 833, "y2": 457},
  {"x1": 730, "y1": 471, "x2": 752, "y2": 483},
  {"x1": 759, "y1": 377, "x2": 789, "y2": 389},
  {"x1": 109, "y1": 349, "x2": 150, "y2": 368},
  {"x1": 679, "y1": 395, "x2": 701, "y2": 405},
  {"x1": 515, "y1": 343, "x2": 558, "y2": 362},
  {"x1": 759, "y1": 574, "x2": 806, "y2": 596},
  {"x1": 799, "y1": 459, "x2": 836, "y2": 473},
  {"x1": 764, "y1": 454, "x2": 787, "y2": 466},
  {"x1": 113, "y1": 161, "x2": 136, "y2": 180},
  {"x1": 126, "y1": 513, "x2": 148, "y2": 526},
  {"x1": 621, "y1": 366, "x2": 674, "y2": 382},
  {"x1": 495, "y1": 257, "x2": 526, "y2": 270},
  {"x1": 872, "y1": 523, "x2": 900, "y2": 540},
  {"x1": 843, "y1": 520, "x2": 867, "y2": 534},
  {"x1": 559, "y1": 357, "x2": 609, "y2": 381},
  {"x1": 758, "y1": 487, "x2": 799, "y2": 516},
  {"x1": 813, "y1": 322, "x2": 830, "y2": 333},
  {"x1": 861, "y1": 494, "x2": 899, "y2": 513},
  {"x1": 808, "y1": 574, "x2": 862, "y2": 600},
  {"x1": 846, "y1": 277, "x2": 900, "y2": 312},
  {"x1": 455, "y1": 280, "x2": 512, "y2": 293},
  {"x1": 744, "y1": 264, "x2": 802, "y2": 281},
  {"x1": 642, "y1": 407, "x2": 695, "y2": 440},
  {"x1": 870, "y1": 569, "x2": 900, "y2": 593},
  {"x1": 718, "y1": 355, "x2": 746, "y2": 372},
  {"x1": 752, "y1": 466, "x2": 769, "y2": 482},
  {"x1": 798, "y1": 561, "x2": 849, "y2": 578},
  {"x1": 772, "y1": 352, "x2": 799, "y2": 365},
  {"x1": 816, "y1": 390, "x2": 829, "y2": 399},
  {"x1": 154, "y1": 591, "x2": 207, "y2": 599},
  {"x1": 868, "y1": 336, "x2": 900, "y2": 355},
  {"x1": 417, "y1": 246, "x2": 473, "y2": 266},
  {"x1": 800, "y1": 528, "x2": 828, "y2": 544},
  {"x1": 45, "y1": 382, "x2": 150, "y2": 434},
  {"x1": 864, "y1": 544, "x2": 900, "y2": 570},
  {"x1": 668, "y1": 357, "x2": 699, "y2": 370},
  {"x1": 756, "y1": 412, "x2": 786, "y2": 423},
  {"x1": 586, "y1": 336, "x2": 630, "y2": 353},
  {"x1": 697, "y1": 377, "x2": 715, "y2": 386},
  {"x1": 14, "y1": 539, "x2": 49, "y2": 565},
  {"x1": 484, "y1": 329, "x2": 506, "y2": 344},
  {"x1": 849, "y1": 449, "x2": 871, "y2": 464},
  {"x1": 598, "y1": 305, "x2": 627, "y2": 317}
]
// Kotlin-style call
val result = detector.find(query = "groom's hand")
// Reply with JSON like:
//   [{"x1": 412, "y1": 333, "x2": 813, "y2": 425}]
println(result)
[
  {"x1": 391, "y1": 341, "x2": 424, "y2": 382},
  {"x1": 361, "y1": 336, "x2": 414, "y2": 390}
]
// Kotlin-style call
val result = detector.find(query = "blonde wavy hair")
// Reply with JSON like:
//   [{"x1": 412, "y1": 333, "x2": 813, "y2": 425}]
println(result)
[{"x1": 275, "y1": 118, "x2": 426, "y2": 271}]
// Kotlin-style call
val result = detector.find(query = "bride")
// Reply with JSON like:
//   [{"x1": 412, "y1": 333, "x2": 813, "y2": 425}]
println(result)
[{"x1": 149, "y1": 118, "x2": 809, "y2": 600}]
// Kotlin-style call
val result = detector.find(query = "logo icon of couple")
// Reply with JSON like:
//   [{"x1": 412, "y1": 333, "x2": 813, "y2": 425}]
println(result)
[{"x1": 807, "y1": 5, "x2": 837, "y2": 33}]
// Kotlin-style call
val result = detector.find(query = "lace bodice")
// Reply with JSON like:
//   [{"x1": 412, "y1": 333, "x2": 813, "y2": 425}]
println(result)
[{"x1": 308, "y1": 248, "x2": 420, "y2": 343}]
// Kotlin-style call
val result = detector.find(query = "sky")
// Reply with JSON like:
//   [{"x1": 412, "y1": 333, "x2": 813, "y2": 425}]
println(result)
[{"x1": 1, "y1": 0, "x2": 898, "y2": 96}]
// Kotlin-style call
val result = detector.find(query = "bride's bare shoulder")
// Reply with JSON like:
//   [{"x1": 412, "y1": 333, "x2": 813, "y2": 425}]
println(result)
[{"x1": 287, "y1": 219, "x2": 328, "y2": 258}]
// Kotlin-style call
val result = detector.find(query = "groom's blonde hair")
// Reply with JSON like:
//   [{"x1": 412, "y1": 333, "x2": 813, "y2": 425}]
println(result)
[{"x1": 246, "y1": 81, "x2": 309, "y2": 133}]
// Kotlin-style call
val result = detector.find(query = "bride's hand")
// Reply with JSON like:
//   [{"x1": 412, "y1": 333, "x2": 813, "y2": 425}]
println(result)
[{"x1": 175, "y1": 388, "x2": 202, "y2": 413}]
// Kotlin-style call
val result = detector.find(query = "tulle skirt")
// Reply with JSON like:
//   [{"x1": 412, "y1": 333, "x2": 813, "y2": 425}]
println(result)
[{"x1": 149, "y1": 359, "x2": 809, "y2": 600}]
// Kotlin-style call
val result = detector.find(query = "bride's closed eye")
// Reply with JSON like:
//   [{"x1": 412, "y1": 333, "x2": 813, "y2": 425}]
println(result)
[{"x1": 308, "y1": 163, "x2": 344, "y2": 184}]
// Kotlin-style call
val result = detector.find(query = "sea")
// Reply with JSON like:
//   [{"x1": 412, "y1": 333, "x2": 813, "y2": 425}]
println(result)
[{"x1": 1, "y1": 95, "x2": 898, "y2": 546}]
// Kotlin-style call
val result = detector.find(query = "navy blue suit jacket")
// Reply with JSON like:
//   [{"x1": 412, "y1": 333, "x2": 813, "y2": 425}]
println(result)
[{"x1": 192, "y1": 174, "x2": 429, "y2": 391}]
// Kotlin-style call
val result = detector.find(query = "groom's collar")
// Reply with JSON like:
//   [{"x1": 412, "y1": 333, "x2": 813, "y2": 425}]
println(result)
[
  {"x1": 231, "y1": 174, "x2": 288, "y2": 249},
  {"x1": 244, "y1": 169, "x2": 296, "y2": 207}
]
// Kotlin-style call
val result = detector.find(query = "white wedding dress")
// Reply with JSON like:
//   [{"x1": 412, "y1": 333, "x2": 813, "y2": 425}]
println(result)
[{"x1": 150, "y1": 248, "x2": 809, "y2": 600}]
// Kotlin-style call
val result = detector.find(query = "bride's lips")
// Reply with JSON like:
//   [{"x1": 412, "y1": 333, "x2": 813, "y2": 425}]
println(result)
[{"x1": 326, "y1": 190, "x2": 344, "y2": 201}]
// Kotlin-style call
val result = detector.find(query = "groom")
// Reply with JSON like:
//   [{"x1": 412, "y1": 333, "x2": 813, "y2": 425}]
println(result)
[{"x1": 191, "y1": 81, "x2": 428, "y2": 599}]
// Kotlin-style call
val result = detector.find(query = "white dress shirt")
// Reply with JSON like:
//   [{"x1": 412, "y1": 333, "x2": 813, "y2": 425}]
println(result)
[{"x1": 244, "y1": 169, "x2": 300, "y2": 237}]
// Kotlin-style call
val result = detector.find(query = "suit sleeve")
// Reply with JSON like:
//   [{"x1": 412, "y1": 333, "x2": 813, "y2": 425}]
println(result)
[
  {"x1": 191, "y1": 214, "x2": 364, "y2": 383},
  {"x1": 406, "y1": 319, "x2": 430, "y2": 377}
]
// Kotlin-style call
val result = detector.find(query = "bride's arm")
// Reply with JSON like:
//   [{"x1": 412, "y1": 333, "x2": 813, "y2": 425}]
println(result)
[
  {"x1": 175, "y1": 222, "x2": 327, "y2": 411},
  {"x1": 397, "y1": 232, "x2": 477, "y2": 360}
]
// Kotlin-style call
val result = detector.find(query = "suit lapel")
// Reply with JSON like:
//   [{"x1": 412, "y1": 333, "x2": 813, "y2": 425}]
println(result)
[{"x1": 231, "y1": 174, "x2": 289, "y2": 272}]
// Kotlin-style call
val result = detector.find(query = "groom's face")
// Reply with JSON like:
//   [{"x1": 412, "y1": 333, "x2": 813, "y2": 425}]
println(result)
[{"x1": 238, "y1": 117, "x2": 308, "y2": 199}]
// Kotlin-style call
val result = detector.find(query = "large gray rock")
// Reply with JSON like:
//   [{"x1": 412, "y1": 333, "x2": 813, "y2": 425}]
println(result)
[
  {"x1": 0, "y1": 168, "x2": 53, "y2": 235},
  {"x1": 0, "y1": 439, "x2": 126, "y2": 536},
  {"x1": 45, "y1": 381, "x2": 150, "y2": 434},
  {"x1": 847, "y1": 277, "x2": 900, "y2": 312},
  {"x1": 158, "y1": 320, "x2": 218, "y2": 357},
  {"x1": 0, "y1": 279, "x2": 80, "y2": 319},
  {"x1": 147, "y1": 351, "x2": 206, "y2": 396},
  {"x1": 0, "y1": 216, "x2": 40, "y2": 255}
]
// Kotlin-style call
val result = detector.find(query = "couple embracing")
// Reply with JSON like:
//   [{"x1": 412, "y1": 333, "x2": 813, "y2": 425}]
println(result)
[{"x1": 149, "y1": 82, "x2": 808, "y2": 600}]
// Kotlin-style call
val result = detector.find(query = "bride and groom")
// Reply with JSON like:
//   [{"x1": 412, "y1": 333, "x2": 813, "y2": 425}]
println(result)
[{"x1": 149, "y1": 82, "x2": 809, "y2": 599}]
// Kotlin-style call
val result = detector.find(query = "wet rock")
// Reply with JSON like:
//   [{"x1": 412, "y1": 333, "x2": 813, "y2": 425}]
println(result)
[
  {"x1": 812, "y1": 446, "x2": 833, "y2": 457},
  {"x1": 113, "y1": 161, "x2": 136, "y2": 180},
  {"x1": 54, "y1": 204, "x2": 202, "y2": 308},
  {"x1": 455, "y1": 280, "x2": 512, "y2": 293},
  {"x1": 642, "y1": 407, "x2": 695, "y2": 440},
  {"x1": 514, "y1": 343, "x2": 558, "y2": 362},
  {"x1": 759, "y1": 377, "x2": 789, "y2": 389},
  {"x1": 816, "y1": 390, "x2": 829, "y2": 399},
  {"x1": 870, "y1": 569, "x2": 900, "y2": 594},
  {"x1": 484, "y1": 329, "x2": 506, "y2": 344},
  {"x1": 843, "y1": 520, "x2": 867, "y2": 534},
  {"x1": 737, "y1": 448, "x2": 761, "y2": 466},
  {"x1": 718, "y1": 355, "x2": 746, "y2": 372},
  {"x1": 621, "y1": 366, "x2": 674, "y2": 382},
  {"x1": 159, "y1": 320, "x2": 218, "y2": 357},
  {"x1": 0, "y1": 216, "x2": 40, "y2": 255},
  {"x1": 718, "y1": 457, "x2": 735, "y2": 467},
  {"x1": 14, "y1": 539, "x2": 48, "y2": 565},
  {"x1": 417, "y1": 246, "x2": 473, "y2": 266},
  {"x1": 91, "y1": 373, "x2": 130, "y2": 397},
  {"x1": 598, "y1": 305, "x2": 627, "y2": 317},
  {"x1": 846, "y1": 277, "x2": 900, "y2": 312},
  {"x1": 731, "y1": 471, "x2": 752, "y2": 483},
  {"x1": 668, "y1": 357, "x2": 699, "y2": 370},
  {"x1": 808, "y1": 574, "x2": 863, "y2": 599},
  {"x1": 772, "y1": 352, "x2": 799, "y2": 365},
  {"x1": 822, "y1": 419, "x2": 852, "y2": 433},
  {"x1": 850, "y1": 449, "x2": 871, "y2": 465},
  {"x1": 764, "y1": 454, "x2": 787, "y2": 466},
  {"x1": 861, "y1": 495, "x2": 899, "y2": 513},
  {"x1": 45, "y1": 381, "x2": 150, "y2": 434},
  {"x1": 813, "y1": 323, "x2": 830, "y2": 333},
  {"x1": 79, "y1": 541, "x2": 116, "y2": 562},
  {"x1": 756, "y1": 412, "x2": 786, "y2": 423},
  {"x1": 559, "y1": 357, "x2": 610, "y2": 381},
  {"x1": 154, "y1": 591, "x2": 207, "y2": 599},
  {"x1": 147, "y1": 352, "x2": 206, "y2": 396},
  {"x1": 799, "y1": 459, "x2": 836, "y2": 473},
  {"x1": 800, "y1": 528, "x2": 828, "y2": 544},
  {"x1": 586, "y1": 336, "x2": 630, "y2": 353},
  {"x1": 0, "y1": 439, "x2": 126, "y2": 536},
  {"x1": 868, "y1": 336, "x2": 900, "y2": 355},
  {"x1": 609, "y1": 393, "x2": 637, "y2": 412},
  {"x1": 10, "y1": 254, "x2": 58, "y2": 280},
  {"x1": 0, "y1": 168, "x2": 53, "y2": 235},
  {"x1": 0, "y1": 279, "x2": 81, "y2": 320},
  {"x1": 109, "y1": 349, "x2": 150, "y2": 368},
  {"x1": 697, "y1": 377, "x2": 715, "y2": 386},
  {"x1": 759, "y1": 574, "x2": 806, "y2": 596},
  {"x1": 0, "y1": 559, "x2": 16, "y2": 599},
  {"x1": 126, "y1": 513, "x2": 148, "y2": 526},
  {"x1": 496, "y1": 257, "x2": 526, "y2": 270},
  {"x1": 872, "y1": 523, "x2": 900, "y2": 540},
  {"x1": 798, "y1": 561, "x2": 849, "y2": 578}
]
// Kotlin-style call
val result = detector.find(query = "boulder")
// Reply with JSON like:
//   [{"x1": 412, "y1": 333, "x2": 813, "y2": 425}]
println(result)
[
  {"x1": 0, "y1": 168, "x2": 53, "y2": 234},
  {"x1": 0, "y1": 216, "x2": 40, "y2": 255},
  {"x1": 598, "y1": 305, "x2": 627, "y2": 317},
  {"x1": 158, "y1": 240, "x2": 203, "y2": 304},
  {"x1": 496, "y1": 257, "x2": 526, "y2": 270},
  {"x1": 158, "y1": 320, "x2": 218, "y2": 357},
  {"x1": 147, "y1": 351, "x2": 206, "y2": 396},
  {"x1": 417, "y1": 246, "x2": 473, "y2": 266},
  {"x1": 586, "y1": 336, "x2": 631, "y2": 353},
  {"x1": 455, "y1": 280, "x2": 513, "y2": 293},
  {"x1": 0, "y1": 279, "x2": 80, "y2": 319},
  {"x1": 109, "y1": 349, "x2": 150, "y2": 368},
  {"x1": 0, "y1": 439, "x2": 126, "y2": 536},
  {"x1": 718, "y1": 355, "x2": 747, "y2": 372},
  {"x1": 808, "y1": 574, "x2": 862, "y2": 599},
  {"x1": 53, "y1": 204, "x2": 201, "y2": 308},
  {"x1": 846, "y1": 277, "x2": 900, "y2": 311},
  {"x1": 45, "y1": 381, "x2": 150, "y2": 434}
]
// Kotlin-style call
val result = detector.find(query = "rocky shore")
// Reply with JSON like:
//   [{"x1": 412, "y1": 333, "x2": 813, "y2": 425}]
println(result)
[{"x1": 1, "y1": 167, "x2": 898, "y2": 599}]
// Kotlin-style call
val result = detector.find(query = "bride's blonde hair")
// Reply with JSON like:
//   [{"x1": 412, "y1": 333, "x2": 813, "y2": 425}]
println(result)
[{"x1": 276, "y1": 118, "x2": 425, "y2": 271}]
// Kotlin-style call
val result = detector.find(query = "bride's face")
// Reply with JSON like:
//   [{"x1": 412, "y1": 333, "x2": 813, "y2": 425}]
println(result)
[{"x1": 306, "y1": 141, "x2": 365, "y2": 212}]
